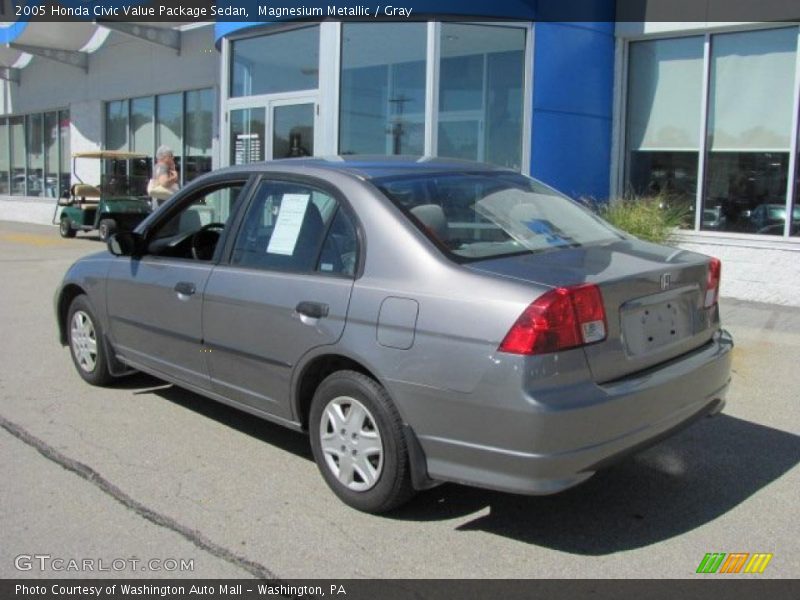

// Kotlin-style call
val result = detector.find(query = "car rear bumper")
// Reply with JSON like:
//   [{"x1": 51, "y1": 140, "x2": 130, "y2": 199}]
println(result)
[{"x1": 414, "y1": 329, "x2": 733, "y2": 495}]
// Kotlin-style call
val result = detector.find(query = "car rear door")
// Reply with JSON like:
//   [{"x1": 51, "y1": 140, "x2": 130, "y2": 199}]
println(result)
[
  {"x1": 106, "y1": 178, "x2": 251, "y2": 389},
  {"x1": 202, "y1": 176, "x2": 359, "y2": 420}
]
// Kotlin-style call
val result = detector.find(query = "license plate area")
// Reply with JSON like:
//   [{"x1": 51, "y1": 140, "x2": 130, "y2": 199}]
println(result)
[{"x1": 621, "y1": 293, "x2": 694, "y2": 357}]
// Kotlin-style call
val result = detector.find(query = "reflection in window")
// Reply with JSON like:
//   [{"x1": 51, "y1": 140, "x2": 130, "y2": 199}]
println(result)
[
  {"x1": 59, "y1": 111, "x2": 70, "y2": 197},
  {"x1": 26, "y1": 114, "x2": 44, "y2": 197},
  {"x1": 104, "y1": 89, "x2": 214, "y2": 189},
  {"x1": 44, "y1": 112, "x2": 59, "y2": 198},
  {"x1": 157, "y1": 93, "x2": 183, "y2": 181},
  {"x1": 0, "y1": 120, "x2": 8, "y2": 194},
  {"x1": 10, "y1": 117, "x2": 25, "y2": 196},
  {"x1": 231, "y1": 181, "x2": 353, "y2": 275},
  {"x1": 230, "y1": 26, "x2": 319, "y2": 98},
  {"x1": 703, "y1": 28, "x2": 797, "y2": 235},
  {"x1": 273, "y1": 103, "x2": 314, "y2": 158},
  {"x1": 625, "y1": 37, "x2": 703, "y2": 225},
  {"x1": 105, "y1": 100, "x2": 128, "y2": 151},
  {"x1": 0, "y1": 111, "x2": 69, "y2": 198},
  {"x1": 230, "y1": 107, "x2": 265, "y2": 165},
  {"x1": 339, "y1": 23, "x2": 426, "y2": 156},
  {"x1": 184, "y1": 88, "x2": 214, "y2": 182},
  {"x1": 438, "y1": 24, "x2": 526, "y2": 170},
  {"x1": 793, "y1": 156, "x2": 800, "y2": 237},
  {"x1": 131, "y1": 96, "x2": 154, "y2": 190}
]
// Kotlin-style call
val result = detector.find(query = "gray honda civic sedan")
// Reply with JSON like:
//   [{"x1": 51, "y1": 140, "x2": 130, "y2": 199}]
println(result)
[{"x1": 55, "y1": 157, "x2": 732, "y2": 513}]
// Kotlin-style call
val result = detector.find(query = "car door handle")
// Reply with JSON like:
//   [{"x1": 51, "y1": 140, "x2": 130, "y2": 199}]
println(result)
[
  {"x1": 174, "y1": 281, "x2": 196, "y2": 296},
  {"x1": 296, "y1": 301, "x2": 329, "y2": 319}
]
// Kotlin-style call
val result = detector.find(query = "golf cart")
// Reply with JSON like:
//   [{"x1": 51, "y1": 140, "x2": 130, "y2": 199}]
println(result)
[{"x1": 54, "y1": 151, "x2": 153, "y2": 241}]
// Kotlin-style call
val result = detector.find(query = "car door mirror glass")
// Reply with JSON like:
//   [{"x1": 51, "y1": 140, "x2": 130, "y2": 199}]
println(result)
[{"x1": 107, "y1": 231, "x2": 141, "y2": 257}]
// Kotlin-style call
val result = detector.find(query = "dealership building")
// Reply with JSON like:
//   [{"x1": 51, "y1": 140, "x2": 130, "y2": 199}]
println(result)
[{"x1": 1, "y1": 4, "x2": 799, "y2": 305}]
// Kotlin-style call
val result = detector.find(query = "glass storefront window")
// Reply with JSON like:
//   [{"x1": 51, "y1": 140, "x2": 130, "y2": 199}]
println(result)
[
  {"x1": 703, "y1": 28, "x2": 797, "y2": 235},
  {"x1": 0, "y1": 111, "x2": 69, "y2": 198},
  {"x1": 230, "y1": 107, "x2": 265, "y2": 165},
  {"x1": 105, "y1": 100, "x2": 128, "y2": 152},
  {"x1": 339, "y1": 23, "x2": 427, "y2": 156},
  {"x1": 44, "y1": 112, "x2": 59, "y2": 198},
  {"x1": 157, "y1": 93, "x2": 183, "y2": 180},
  {"x1": 0, "y1": 120, "x2": 8, "y2": 195},
  {"x1": 273, "y1": 103, "x2": 314, "y2": 158},
  {"x1": 438, "y1": 24, "x2": 526, "y2": 170},
  {"x1": 104, "y1": 89, "x2": 213, "y2": 190},
  {"x1": 131, "y1": 96, "x2": 154, "y2": 190},
  {"x1": 230, "y1": 26, "x2": 320, "y2": 98},
  {"x1": 625, "y1": 37, "x2": 703, "y2": 224},
  {"x1": 10, "y1": 117, "x2": 25, "y2": 196},
  {"x1": 793, "y1": 153, "x2": 800, "y2": 236},
  {"x1": 26, "y1": 114, "x2": 44, "y2": 197},
  {"x1": 184, "y1": 88, "x2": 214, "y2": 182},
  {"x1": 59, "y1": 111, "x2": 70, "y2": 197}
]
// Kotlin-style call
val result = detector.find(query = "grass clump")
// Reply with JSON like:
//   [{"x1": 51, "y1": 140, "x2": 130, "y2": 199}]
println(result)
[{"x1": 594, "y1": 196, "x2": 690, "y2": 244}]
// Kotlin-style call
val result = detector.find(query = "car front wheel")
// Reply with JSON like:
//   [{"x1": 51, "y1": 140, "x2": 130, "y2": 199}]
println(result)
[
  {"x1": 67, "y1": 295, "x2": 114, "y2": 386},
  {"x1": 309, "y1": 370, "x2": 416, "y2": 513}
]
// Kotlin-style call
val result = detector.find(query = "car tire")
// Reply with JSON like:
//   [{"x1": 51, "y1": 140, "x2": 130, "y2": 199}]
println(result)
[
  {"x1": 309, "y1": 370, "x2": 416, "y2": 513},
  {"x1": 67, "y1": 295, "x2": 114, "y2": 386},
  {"x1": 98, "y1": 219, "x2": 117, "y2": 242},
  {"x1": 59, "y1": 217, "x2": 76, "y2": 238}
]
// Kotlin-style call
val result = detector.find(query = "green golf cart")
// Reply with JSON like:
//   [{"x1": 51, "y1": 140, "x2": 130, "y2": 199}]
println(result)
[{"x1": 55, "y1": 151, "x2": 153, "y2": 242}]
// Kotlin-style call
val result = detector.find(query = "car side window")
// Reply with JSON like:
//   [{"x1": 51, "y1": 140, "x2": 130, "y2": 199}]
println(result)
[
  {"x1": 147, "y1": 182, "x2": 246, "y2": 260},
  {"x1": 231, "y1": 180, "x2": 357, "y2": 276}
]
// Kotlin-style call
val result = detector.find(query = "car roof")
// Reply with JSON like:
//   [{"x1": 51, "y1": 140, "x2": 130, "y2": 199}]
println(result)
[{"x1": 214, "y1": 155, "x2": 515, "y2": 181}]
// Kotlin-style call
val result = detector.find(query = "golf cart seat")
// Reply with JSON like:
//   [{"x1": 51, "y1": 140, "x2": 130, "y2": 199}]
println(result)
[{"x1": 71, "y1": 183, "x2": 101, "y2": 203}]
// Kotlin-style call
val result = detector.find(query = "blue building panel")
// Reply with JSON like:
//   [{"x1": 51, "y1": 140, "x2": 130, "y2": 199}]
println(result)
[
  {"x1": 531, "y1": 110, "x2": 612, "y2": 201},
  {"x1": 530, "y1": 21, "x2": 615, "y2": 200}
]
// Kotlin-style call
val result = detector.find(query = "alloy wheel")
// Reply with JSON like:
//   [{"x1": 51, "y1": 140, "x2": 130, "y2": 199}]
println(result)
[
  {"x1": 319, "y1": 396, "x2": 384, "y2": 492},
  {"x1": 70, "y1": 310, "x2": 98, "y2": 373}
]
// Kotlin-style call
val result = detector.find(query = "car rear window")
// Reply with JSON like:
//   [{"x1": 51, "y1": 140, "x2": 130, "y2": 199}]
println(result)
[{"x1": 373, "y1": 172, "x2": 622, "y2": 261}]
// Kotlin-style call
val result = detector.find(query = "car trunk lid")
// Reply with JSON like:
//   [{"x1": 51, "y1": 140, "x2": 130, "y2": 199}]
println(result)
[{"x1": 467, "y1": 239, "x2": 719, "y2": 382}]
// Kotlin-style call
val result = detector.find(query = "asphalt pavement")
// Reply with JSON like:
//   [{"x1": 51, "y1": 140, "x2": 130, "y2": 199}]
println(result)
[{"x1": 1, "y1": 220, "x2": 798, "y2": 579}]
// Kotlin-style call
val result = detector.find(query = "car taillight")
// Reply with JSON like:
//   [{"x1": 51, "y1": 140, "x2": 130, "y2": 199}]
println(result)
[
  {"x1": 498, "y1": 284, "x2": 607, "y2": 355},
  {"x1": 704, "y1": 257, "x2": 721, "y2": 308}
]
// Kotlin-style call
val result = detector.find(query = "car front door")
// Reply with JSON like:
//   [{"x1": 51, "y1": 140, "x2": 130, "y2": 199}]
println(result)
[
  {"x1": 106, "y1": 178, "x2": 251, "y2": 389},
  {"x1": 202, "y1": 177, "x2": 359, "y2": 420}
]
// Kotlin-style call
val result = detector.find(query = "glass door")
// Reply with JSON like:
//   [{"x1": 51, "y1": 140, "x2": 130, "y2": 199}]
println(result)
[
  {"x1": 269, "y1": 97, "x2": 317, "y2": 159},
  {"x1": 228, "y1": 96, "x2": 318, "y2": 165},
  {"x1": 229, "y1": 107, "x2": 266, "y2": 166}
]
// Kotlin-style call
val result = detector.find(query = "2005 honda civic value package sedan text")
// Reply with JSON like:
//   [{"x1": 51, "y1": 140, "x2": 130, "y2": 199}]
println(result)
[{"x1": 55, "y1": 157, "x2": 732, "y2": 513}]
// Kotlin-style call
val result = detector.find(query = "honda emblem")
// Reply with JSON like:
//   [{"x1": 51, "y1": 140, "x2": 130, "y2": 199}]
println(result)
[{"x1": 660, "y1": 273, "x2": 672, "y2": 290}]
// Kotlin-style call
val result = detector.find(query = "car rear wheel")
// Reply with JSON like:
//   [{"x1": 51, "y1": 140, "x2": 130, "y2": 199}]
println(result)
[
  {"x1": 59, "y1": 217, "x2": 76, "y2": 238},
  {"x1": 98, "y1": 219, "x2": 117, "y2": 242},
  {"x1": 67, "y1": 295, "x2": 114, "y2": 386},
  {"x1": 309, "y1": 370, "x2": 416, "y2": 513}
]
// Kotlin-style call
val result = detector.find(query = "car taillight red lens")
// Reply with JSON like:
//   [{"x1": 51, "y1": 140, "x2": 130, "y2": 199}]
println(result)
[
  {"x1": 499, "y1": 284, "x2": 607, "y2": 355},
  {"x1": 704, "y1": 257, "x2": 721, "y2": 308}
]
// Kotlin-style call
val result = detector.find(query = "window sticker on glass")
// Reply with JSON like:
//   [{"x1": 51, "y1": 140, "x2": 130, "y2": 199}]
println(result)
[{"x1": 267, "y1": 194, "x2": 310, "y2": 255}]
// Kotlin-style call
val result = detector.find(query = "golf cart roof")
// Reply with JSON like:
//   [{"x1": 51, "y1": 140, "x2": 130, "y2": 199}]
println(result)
[{"x1": 72, "y1": 151, "x2": 148, "y2": 160}]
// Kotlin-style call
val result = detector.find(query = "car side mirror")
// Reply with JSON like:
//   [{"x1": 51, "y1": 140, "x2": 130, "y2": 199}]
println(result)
[{"x1": 107, "y1": 231, "x2": 142, "y2": 257}]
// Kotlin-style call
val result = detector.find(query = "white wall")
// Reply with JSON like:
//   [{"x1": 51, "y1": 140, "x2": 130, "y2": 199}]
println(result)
[
  {"x1": 676, "y1": 236, "x2": 800, "y2": 307},
  {"x1": 6, "y1": 25, "x2": 218, "y2": 113}
]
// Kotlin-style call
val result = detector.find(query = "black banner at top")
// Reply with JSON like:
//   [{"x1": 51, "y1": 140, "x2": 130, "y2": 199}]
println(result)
[{"x1": 4, "y1": 0, "x2": 800, "y2": 23}]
